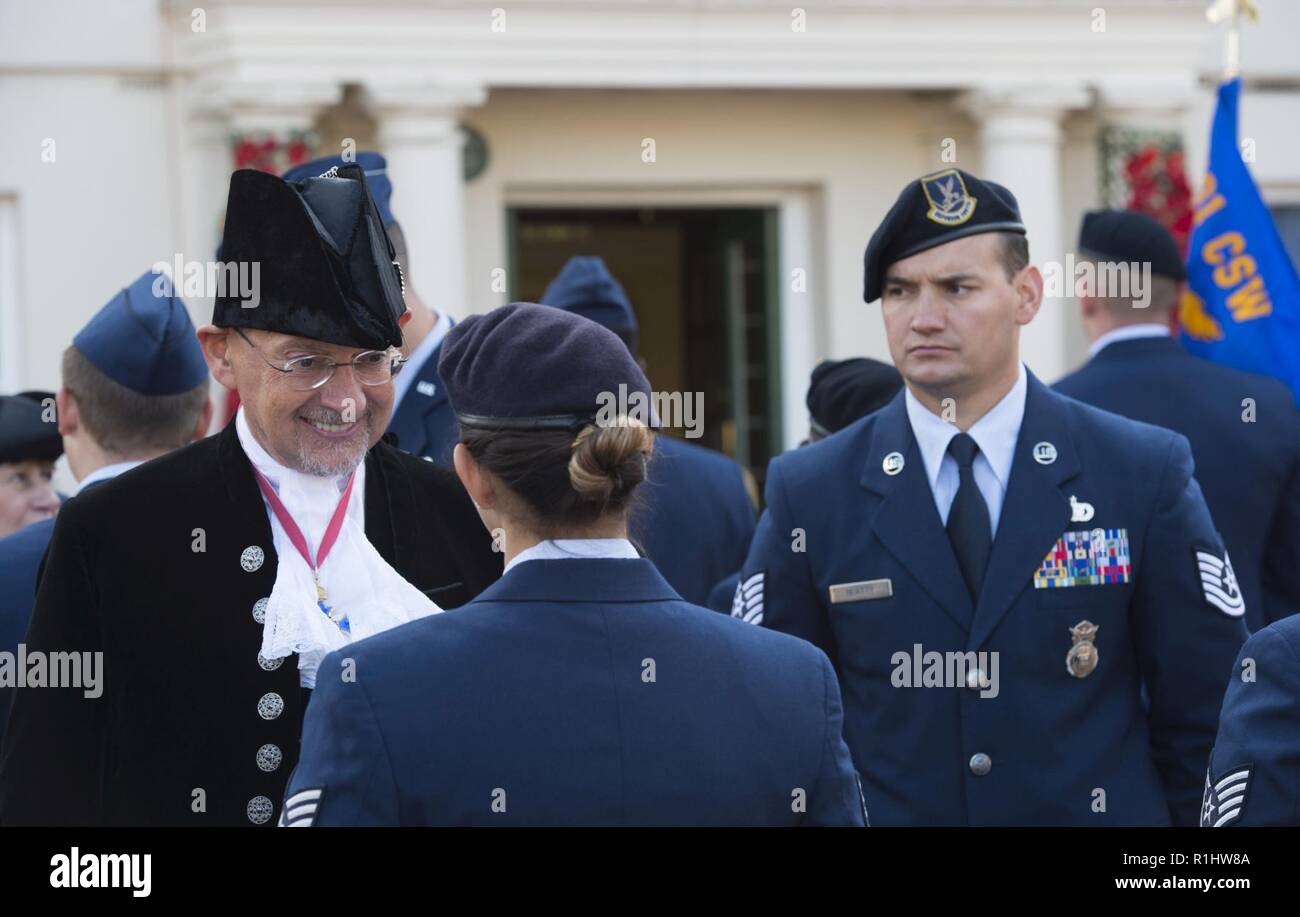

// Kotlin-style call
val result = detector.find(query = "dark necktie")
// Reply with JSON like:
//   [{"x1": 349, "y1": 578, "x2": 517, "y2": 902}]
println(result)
[{"x1": 946, "y1": 432, "x2": 992, "y2": 603}]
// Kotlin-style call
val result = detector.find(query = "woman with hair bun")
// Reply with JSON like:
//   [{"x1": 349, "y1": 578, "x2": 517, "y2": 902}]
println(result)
[{"x1": 284, "y1": 303, "x2": 866, "y2": 827}]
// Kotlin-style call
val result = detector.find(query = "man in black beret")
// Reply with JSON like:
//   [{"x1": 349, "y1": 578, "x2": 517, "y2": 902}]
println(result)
[
  {"x1": 1055, "y1": 208, "x2": 1300, "y2": 631},
  {"x1": 0, "y1": 164, "x2": 500, "y2": 826},
  {"x1": 735, "y1": 168, "x2": 1247, "y2": 825}
]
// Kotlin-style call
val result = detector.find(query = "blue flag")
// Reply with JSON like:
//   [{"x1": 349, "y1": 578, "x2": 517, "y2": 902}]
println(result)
[{"x1": 1180, "y1": 78, "x2": 1300, "y2": 399}]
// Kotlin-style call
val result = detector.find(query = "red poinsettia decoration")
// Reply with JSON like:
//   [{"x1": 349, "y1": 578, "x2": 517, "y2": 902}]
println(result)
[
  {"x1": 1123, "y1": 143, "x2": 1194, "y2": 254},
  {"x1": 231, "y1": 132, "x2": 317, "y2": 174}
]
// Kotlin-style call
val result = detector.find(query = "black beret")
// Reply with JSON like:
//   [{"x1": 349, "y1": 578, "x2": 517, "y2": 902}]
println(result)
[
  {"x1": 863, "y1": 169, "x2": 1026, "y2": 303},
  {"x1": 438, "y1": 302, "x2": 652, "y2": 431},
  {"x1": 806, "y1": 358, "x2": 904, "y2": 438},
  {"x1": 0, "y1": 394, "x2": 62, "y2": 464},
  {"x1": 1078, "y1": 209, "x2": 1187, "y2": 282}
]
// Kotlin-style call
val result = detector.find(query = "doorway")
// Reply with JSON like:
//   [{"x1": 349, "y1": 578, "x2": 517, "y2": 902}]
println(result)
[{"x1": 509, "y1": 207, "x2": 781, "y2": 480}]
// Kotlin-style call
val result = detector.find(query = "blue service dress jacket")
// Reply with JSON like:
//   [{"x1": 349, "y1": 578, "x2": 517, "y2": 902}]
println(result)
[
  {"x1": 734, "y1": 373, "x2": 1248, "y2": 826},
  {"x1": 1055, "y1": 335, "x2": 1300, "y2": 631},
  {"x1": 283, "y1": 556, "x2": 866, "y2": 826},
  {"x1": 1203, "y1": 612, "x2": 1300, "y2": 826}
]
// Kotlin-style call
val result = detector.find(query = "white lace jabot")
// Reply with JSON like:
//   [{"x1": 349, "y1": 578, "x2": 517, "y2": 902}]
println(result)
[{"x1": 235, "y1": 408, "x2": 441, "y2": 687}]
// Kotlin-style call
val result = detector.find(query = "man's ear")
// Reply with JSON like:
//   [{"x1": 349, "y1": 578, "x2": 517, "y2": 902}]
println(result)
[
  {"x1": 452, "y1": 442, "x2": 496, "y2": 511},
  {"x1": 196, "y1": 325, "x2": 237, "y2": 391},
  {"x1": 1013, "y1": 265, "x2": 1044, "y2": 326},
  {"x1": 55, "y1": 388, "x2": 78, "y2": 438}
]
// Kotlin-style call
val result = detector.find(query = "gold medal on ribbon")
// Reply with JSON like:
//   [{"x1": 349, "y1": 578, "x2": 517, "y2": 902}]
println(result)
[{"x1": 1066, "y1": 620, "x2": 1099, "y2": 678}]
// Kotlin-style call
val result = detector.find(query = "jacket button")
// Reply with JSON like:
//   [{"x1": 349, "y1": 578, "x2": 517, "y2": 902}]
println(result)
[
  {"x1": 252, "y1": 597, "x2": 269, "y2": 624},
  {"x1": 240, "y1": 546, "x2": 265, "y2": 572},
  {"x1": 256, "y1": 743, "x2": 283, "y2": 772},
  {"x1": 257, "y1": 653, "x2": 284, "y2": 671},
  {"x1": 969, "y1": 753, "x2": 992, "y2": 776},
  {"x1": 257, "y1": 692, "x2": 284, "y2": 720},
  {"x1": 247, "y1": 795, "x2": 274, "y2": 824}
]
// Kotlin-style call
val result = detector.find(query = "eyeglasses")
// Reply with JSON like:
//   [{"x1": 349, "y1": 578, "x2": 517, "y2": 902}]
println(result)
[{"x1": 235, "y1": 327, "x2": 405, "y2": 392}]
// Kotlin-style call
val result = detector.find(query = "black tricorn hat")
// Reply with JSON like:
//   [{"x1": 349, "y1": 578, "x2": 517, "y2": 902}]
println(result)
[{"x1": 212, "y1": 164, "x2": 406, "y2": 350}]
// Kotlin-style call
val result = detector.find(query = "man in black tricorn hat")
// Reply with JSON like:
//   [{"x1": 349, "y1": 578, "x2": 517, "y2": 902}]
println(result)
[{"x1": 0, "y1": 164, "x2": 501, "y2": 826}]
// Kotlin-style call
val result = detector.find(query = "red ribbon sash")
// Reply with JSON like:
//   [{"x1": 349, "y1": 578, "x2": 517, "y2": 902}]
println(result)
[{"x1": 251, "y1": 467, "x2": 356, "y2": 577}]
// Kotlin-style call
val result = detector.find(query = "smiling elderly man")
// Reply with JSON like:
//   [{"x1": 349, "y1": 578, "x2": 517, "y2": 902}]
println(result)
[{"x1": 0, "y1": 164, "x2": 500, "y2": 826}]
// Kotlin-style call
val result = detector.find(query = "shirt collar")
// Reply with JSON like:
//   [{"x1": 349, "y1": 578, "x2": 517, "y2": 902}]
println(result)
[
  {"x1": 234, "y1": 406, "x2": 353, "y2": 497},
  {"x1": 75, "y1": 460, "x2": 144, "y2": 494},
  {"x1": 505, "y1": 537, "x2": 640, "y2": 573},
  {"x1": 392, "y1": 311, "x2": 453, "y2": 408},
  {"x1": 904, "y1": 362, "x2": 1027, "y2": 491},
  {"x1": 1088, "y1": 323, "x2": 1170, "y2": 359}
]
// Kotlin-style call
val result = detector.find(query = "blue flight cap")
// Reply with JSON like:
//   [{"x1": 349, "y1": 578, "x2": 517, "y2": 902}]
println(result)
[
  {"x1": 539, "y1": 256, "x2": 638, "y2": 352},
  {"x1": 73, "y1": 270, "x2": 209, "y2": 396},
  {"x1": 282, "y1": 151, "x2": 396, "y2": 227}
]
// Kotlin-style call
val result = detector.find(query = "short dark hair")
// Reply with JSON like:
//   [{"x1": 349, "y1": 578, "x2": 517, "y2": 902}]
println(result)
[
  {"x1": 997, "y1": 232, "x2": 1030, "y2": 281},
  {"x1": 62, "y1": 346, "x2": 208, "y2": 455},
  {"x1": 460, "y1": 421, "x2": 653, "y2": 537}
]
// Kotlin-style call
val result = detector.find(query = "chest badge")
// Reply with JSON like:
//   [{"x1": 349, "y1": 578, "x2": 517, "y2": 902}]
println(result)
[
  {"x1": 1069, "y1": 495, "x2": 1095, "y2": 522},
  {"x1": 1066, "y1": 620, "x2": 1099, "y2": 678},
  {"x1": 1033, "y1": 442, "x2": 1058, "y2": 465},
  {"x1": 417, "y1": 380, "x2": 436, "y2": 397},
  {"x1": 882, "y1": 452, "x2": 905, "y2": 476}
]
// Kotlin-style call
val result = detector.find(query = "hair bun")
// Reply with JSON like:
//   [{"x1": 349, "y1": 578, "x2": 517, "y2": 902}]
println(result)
[{"x1": 568, "y1": 418, "x2": 653, "y2": 505}]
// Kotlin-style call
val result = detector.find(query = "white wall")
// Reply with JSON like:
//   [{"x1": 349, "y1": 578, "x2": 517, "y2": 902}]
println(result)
[{"x1": 0, "y1": 0, "x2": 186, "y2": 391}]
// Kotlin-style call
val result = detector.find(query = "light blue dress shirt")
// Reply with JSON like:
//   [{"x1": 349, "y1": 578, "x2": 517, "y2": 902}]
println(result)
[{"x1": 902, "y1": 363, "x2": 1028, "y2": 534}]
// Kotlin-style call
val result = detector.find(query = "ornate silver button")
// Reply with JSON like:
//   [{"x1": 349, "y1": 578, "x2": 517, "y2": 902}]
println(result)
[
  {"x1": 252, "y1": 597, "x2": 268, "y2": 624},
  {"x1": 256, "y1": 744, "x2": 283, "y2": 773},
  {"x1": 969, "y1": 753, "x2": 992, "y2": 776},
  {"x1": 240, "y1": 546, "x2": 265, "y2": 572},
  {"x1": 257, "y1": 692, "x2": 284, "y2": 720},
  {"x1": 257, "y1": 653, "x2": 283, "y2": 672},
  {"x1": 247, "y1": 795, "x2": 274, "y2": 824}
]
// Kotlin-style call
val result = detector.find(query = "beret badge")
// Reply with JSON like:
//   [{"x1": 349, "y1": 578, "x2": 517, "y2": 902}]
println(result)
[{"x1": 922, "y1": 169, "x2": 977, "y2": 227}]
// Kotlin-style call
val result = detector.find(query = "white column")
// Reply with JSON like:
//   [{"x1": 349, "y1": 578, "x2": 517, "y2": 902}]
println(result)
[
  {"x1": 959, "y1": 87, "x2": 1088, "y2": 382},
  {"x1": 373, "y1": 86, "x2": 487, "y2": 319}
]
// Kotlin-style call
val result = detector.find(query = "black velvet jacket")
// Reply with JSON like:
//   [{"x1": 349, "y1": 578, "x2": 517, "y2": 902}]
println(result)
[{"x1": 0, "y1": 421, "x2": 500, "y2": 825}]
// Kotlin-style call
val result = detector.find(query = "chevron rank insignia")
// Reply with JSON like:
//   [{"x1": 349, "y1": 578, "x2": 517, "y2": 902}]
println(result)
[
  {"x1": 1195, "y1": 547, "x2": 1245, "y2": 617},
  {"x1": 1034, "y1": 528, "x2": 1131, "y2": 588},
  {"x1": 278, "y1": 787, "x2": 324, "y2": 827},
  {"x1": 1201, "y1": 764, "x2": 1252, "y2": 827},
  {"x1": 731, "y1": 571, "x2": 765, "y2": 625}
]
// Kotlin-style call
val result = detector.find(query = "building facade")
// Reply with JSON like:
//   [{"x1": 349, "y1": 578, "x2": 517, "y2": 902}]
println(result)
[{"x1": 2, "y1": 0, "x2": 1296, "y2": 465}]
